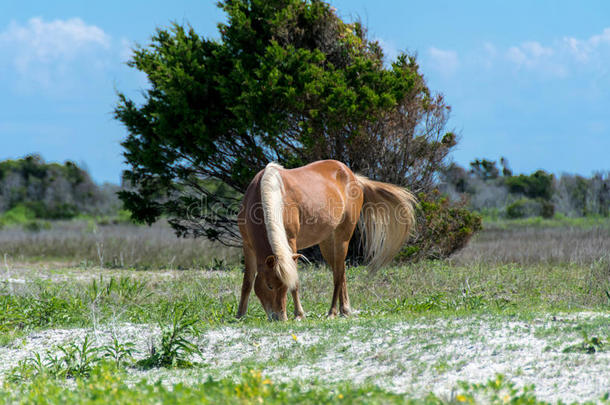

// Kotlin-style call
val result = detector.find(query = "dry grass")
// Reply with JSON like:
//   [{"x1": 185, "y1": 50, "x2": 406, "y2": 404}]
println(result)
[
  {"x1": 0, "y1": 221, "x2": 238, "y2": 270},
  {"x1": 451, "y1": 223, "x2": 610, "y2": 266}
]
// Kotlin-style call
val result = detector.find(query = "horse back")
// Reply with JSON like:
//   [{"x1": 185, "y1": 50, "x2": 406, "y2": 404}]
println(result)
[
  {"x1": 239, "y1": 160, "x2": 362, "y2": 253},
  {"x1": 281, "y1": 160, "x2": 362, "y2": 249}
]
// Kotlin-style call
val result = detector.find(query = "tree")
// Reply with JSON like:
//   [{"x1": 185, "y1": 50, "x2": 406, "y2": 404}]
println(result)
[
  {"x1": 469, "y1": 158, "x2": 499, "y2": 181},
  {"x1": 0, "y1": 155, "x2": 118, "y2": 219},
  {"x1": 116, "y1": 0, "x2": 463, "y2": 248},
  {"x1": 504, "y1": 170, "x2": 554, "y2": 201}
]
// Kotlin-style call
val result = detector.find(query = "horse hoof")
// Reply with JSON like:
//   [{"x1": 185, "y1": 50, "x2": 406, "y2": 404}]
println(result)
[{"x1": 340, "y1": 308, "x2": 352, "y2": 317}]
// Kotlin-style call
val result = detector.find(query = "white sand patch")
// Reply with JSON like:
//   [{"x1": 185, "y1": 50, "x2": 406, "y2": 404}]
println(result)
[
  {"x1": 0, "y1": 267, "x2": 232, "y2": 286},
  {"x1": 0, "y1": 323, "x2": 159, "y2": 379},
  {"x1": 1, "y1": 313, "x2": 608, "y2": 402}
]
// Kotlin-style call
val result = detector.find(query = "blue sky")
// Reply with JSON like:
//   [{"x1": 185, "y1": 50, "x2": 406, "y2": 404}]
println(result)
[{"x1": 1, "y1": 1, "x2": 609, "y2": 184}]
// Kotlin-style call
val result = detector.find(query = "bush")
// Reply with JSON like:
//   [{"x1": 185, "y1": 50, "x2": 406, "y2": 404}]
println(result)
[
  {"x1": 506, "y1": 198, "x2": 555, "y2": 219},
  {"x1": 0, "y1": 204, "x2": 36, "y2": 227},
  {"x1": 398, "y1": 191, "x2": 482, "y2": 261},
  {"x1": 506, "y1": 199, "x2": 530, "y2": 219},
  {"x1": 540, "y1": 200, "x2": 555, "y2": 219},
  {"x1": 23, "y1": 220, "x2": 52, "y2": 232},
  {"x1": 504, "y1": 170, "x2": 554, "y2": 201}
]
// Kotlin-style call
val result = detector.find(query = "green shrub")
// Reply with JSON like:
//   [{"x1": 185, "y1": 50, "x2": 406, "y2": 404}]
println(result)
[
  {"x1": 137, "y1": 304, "x2": 200, "y2": 369},
  {"x1": 506, "y1": 198, "x2": 555, "y2": 219},
  {"x1": 504, "y1": 170, "x2": 554, "y2": 200},
  {"x1": 506, "y1": 199, "x2": 530, "y2": 219},
  {"x1": 540, "y1": 200, "x2": 555, "y2": 219},
  {"x1": 398, "y1": 191, "x2": 482, "y2": 261},
  {"x1": 0, "y1": 204, "x2": 36, "y2": 226},
  {"x1": 23, "y1": 220, "x2": 52, "y2": 232}
]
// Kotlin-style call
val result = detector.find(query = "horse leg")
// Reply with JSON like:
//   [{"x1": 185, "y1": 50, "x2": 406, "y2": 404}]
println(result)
[
  {"x1": 335, "y1": 240, "x2": 352, "y2": 317},
  {"x1": 338, "y1": 262, "x2": 352, "y2": 317},
  {"x1": 319, "y1": 238, "x2": 351, "y2": 318},
  {"x1": 286, "y1": 239, "x2": 305, "y2": 319},
  {"x1": 236, "y1": 243, "x2": 256, "y2": 318},
  {"x1": 291, "y1": 281, "x2": 305, "y2": 319}
]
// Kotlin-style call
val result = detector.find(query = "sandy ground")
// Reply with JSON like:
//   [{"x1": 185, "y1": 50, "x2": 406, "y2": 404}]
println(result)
[
  {"x1": 0, "y1": 262, "x2": 231, "y2": 285},
  {"x1": 1, "y1": 313, "x2": 608, "y2": 402}
]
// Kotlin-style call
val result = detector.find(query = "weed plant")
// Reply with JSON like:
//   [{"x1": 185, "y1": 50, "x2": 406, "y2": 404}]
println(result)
[{"x1": 137, "y1": 304, "x2": 201, "y2": 369}]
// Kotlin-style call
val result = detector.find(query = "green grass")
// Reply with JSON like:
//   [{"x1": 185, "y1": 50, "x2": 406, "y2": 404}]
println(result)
[
  {"x1": 2, "y1": 252, "x2": 610, "y2": 336},
  {"x1": 3, "y1": 363, "x2": 599, "y2": 405},
  {"x1": 1, "y1": 258, "x2": 608, "y2": 342}
]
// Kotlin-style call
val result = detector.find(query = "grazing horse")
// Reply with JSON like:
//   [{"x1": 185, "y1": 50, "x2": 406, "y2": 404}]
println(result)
[{"x1": 237, "y1": 160, "x2": 416, "y2": 321}]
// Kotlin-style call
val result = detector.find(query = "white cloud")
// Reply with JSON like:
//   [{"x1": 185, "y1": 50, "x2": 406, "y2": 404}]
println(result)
[
  {"x1": 501, "y1": 28, "x2": 610, "y2": 78},
  {"x1": 0, "y1": 17, "x2": 112, "y2": 90},
  {"x1": 0, "y1": 17, "x2": 110, "y2": 68},
  {"x1": 505, "y1": 40, "x2": 568, "y2": 77},
  {"x1": 563, "y1": 27, "x2": 610, "y2": 62},
  {"x1": 506, "y1": 41, "x2": 554, "y2": 66},
  {"x1": 427, "y1": 47, "x2": 459, "y2": 77}
]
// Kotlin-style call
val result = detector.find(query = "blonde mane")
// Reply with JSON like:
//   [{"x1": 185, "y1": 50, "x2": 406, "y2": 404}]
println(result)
[{"x1": 260, "y1": 162, "x2": 298, "y2": 290}]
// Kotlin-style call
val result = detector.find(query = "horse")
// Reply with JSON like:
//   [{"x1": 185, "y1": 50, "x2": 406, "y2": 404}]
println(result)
[{"x1": 236, "y1": 159, "x2": 416, "y2": 321}]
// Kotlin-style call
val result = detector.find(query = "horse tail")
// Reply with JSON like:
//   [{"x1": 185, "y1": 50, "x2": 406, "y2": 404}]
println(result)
[
  {"x1": 356, "y1": 175, "x2": 417, "y2": 271},
  {"x1": 260, "y1": 162, "x2": 298, "y2": 290}
]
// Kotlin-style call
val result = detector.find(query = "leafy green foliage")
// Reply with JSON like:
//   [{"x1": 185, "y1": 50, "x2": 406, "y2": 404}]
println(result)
[
  {"x1": 116, "y1": 0, "x2": 457, "y2": 245},
  {"x1": 103, "y1": 336, "x2": 136, "y2": 368},
  {"x1": 10, "y1": 336, "x2": 101, "y2": 381},
  {"x1": 563, "y1": 332, "x2": 606, "y2": 354},
  {"x1": 399, "y1": 191, "x2": 482, "y2": 261},
  {"x1": 137, "y1": 304, "x2": 201, "y2": 369},
  {"x1": 504, "y1": 170, "x2": 554, "y2": 201},
  {"x1": 505, "y1": 198, "x2": 555, "y2": 219},
  {"x1": 454, "y1": 374, "x2": 546, "y2": 404},
  {"x1": 0, "y1": 295, "x2": 27, "y2": 333},
  {"x1": 0, "y1": 155, "x2": 121, "y2": 223},
  {"x1": 470, "y1": 159, "x2": 500, "y2": 180}
]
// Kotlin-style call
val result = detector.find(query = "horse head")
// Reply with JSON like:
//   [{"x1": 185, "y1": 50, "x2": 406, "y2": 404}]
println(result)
[{"x1": 254, "y1": 254, "x2": 301, "y2": 321}]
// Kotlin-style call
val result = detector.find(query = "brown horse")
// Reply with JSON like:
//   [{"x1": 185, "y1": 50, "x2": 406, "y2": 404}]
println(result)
[{"x1": 237, "y1": 160, "x2": 416, "y2": 321}]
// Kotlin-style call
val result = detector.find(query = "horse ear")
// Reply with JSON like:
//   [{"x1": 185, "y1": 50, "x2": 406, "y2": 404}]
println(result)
[
  {"x1": 292, "y1": 254, "x2": 303, "y2": 263},
  {"x1": 265, "y1": 255, "x2": 277, "y2": 268}
]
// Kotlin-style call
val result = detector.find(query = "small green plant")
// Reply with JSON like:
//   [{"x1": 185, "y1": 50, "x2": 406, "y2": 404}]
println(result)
[
  {"x1": 103, "y1": 335, "x2": 135, "y2": 368},
  {"x1": 50, "y1": 335, "x2": 100, "y2": 378},
  {"x1": 87, "y1": 276, "x2": 151, "y2": 306},
  {"x1": 455, "y1": 374, "x2": 543, "y2": 404},
  {"x1": 563, "y1": 332, "x2": 605, "y2": 354},
  {"x1": 87, "y1": 276, "x2": 114, "y2": 303},
  {"x1": 115, "y1": 277, "x2": 151, "y2": 303},
  {"x1": 208, "y1": 257, "x2": 227, "y2": 271},
  {"x1": 9, "y1": 336, "x2": 102, "y2": 382},
  {"x1": 0, "y1": 295, "x2": 26, "y2": 332},
  {"x1": 137, "y1": 304, "x2": 201, "y2": 369},
  {"x1": 8, "y1": 335, "x2": 139, "y2": 382}
]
